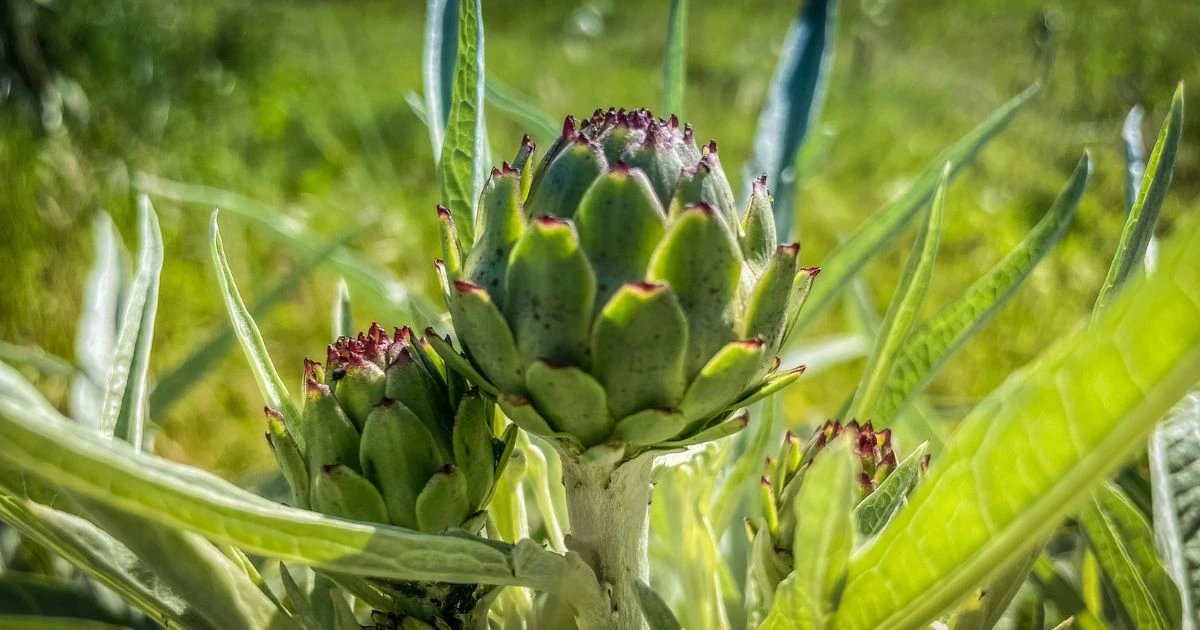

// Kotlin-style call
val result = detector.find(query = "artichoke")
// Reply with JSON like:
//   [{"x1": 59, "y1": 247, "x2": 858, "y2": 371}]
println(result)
[
  {"x1": 433, "y1": 108, "x2": 815, "y2": 455},
  {"x1": 264, "y1": 323, "x2": 516, "y2": 534},
  {"x1": 745, "y1": 420, "x2": 926, "y2": 626}
]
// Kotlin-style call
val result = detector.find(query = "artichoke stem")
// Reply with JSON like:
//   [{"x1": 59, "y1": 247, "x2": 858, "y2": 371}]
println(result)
[{"x1": 562, "y1": 452, "x2": 656, "y2": 630}]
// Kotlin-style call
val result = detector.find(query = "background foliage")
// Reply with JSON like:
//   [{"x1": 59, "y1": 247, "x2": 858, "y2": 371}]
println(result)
[{"x1": 1, "y1": 0, "x2": 1197, "y2": 478}]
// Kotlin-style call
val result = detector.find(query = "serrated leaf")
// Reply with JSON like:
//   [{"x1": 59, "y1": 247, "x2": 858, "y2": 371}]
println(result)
[
  {"x1": 1150, "y1": 388, "x2": 1200, "y2": 630},
  {"x1": 1080, "y1": 483, "x2": 1182, "y2": 629},
  {"x1": 661, "y1": 0, "x2": 687, "y2": 119},
  {"x1": 1095, "y1": 83, "x2": 1184, "y2": 314},
  {"x1": 438, "y1": 0, "x2": 486, "y2": 248},
  {"x1": 0, "y1": 367, "x2": 601, "y2": 611},
  {"x1": 762, "y1": 439, "x2": 856, "y2": 629},
  {"x1": 785, "y1": 84, "x2": 1038, "y2": 338},
  {"x1": 846, "y1": 169, "x2": 945, "y2": 421},
  {"x1": 873, "y1": 152, "x2": 1090, "y2": 423},
  {"x1": 831, "y1": 197, "x2": 1200, "y2": 629},
  {"x1": 210, "y1": 214, "x2": 303, "y2": 437},
  {"x1": 98, "y1": 197, "x2": 162, "y2": 449},
  {"x1": 743, "y1": 0, "x2": 837, "y2": 242}
]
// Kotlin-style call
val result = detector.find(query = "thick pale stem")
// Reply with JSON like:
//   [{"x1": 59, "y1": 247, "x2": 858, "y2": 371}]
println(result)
[{"x1": 562, "y1": 453, "x2": 656, "y2": 630}]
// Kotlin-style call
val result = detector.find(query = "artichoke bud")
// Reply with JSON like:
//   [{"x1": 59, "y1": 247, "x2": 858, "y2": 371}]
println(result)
[
  {"x1": 437, "y1": 108, "x2": 816, "y2": 457},
  {"x1": 276, "y1": 324, "x2": 508, "y2": 535}
]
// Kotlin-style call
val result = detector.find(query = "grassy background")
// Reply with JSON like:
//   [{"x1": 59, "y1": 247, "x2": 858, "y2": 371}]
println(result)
[{"x1": 1, "y1": 0, "x2": 1196, "y2": 478}]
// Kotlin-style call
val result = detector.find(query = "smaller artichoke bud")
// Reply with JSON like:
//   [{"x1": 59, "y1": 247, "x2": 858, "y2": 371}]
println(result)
[{"x1": 326, "y1": 333, "x2": 387, "y2": 428}]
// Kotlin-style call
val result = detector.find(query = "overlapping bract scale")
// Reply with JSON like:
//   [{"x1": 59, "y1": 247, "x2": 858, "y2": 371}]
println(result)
[
  {"x1": 264, "y1": 324, "x2": 516, "y2": 533},
  {"x1": 436, "y1": 108, "x2": 816, "y2": 454}
]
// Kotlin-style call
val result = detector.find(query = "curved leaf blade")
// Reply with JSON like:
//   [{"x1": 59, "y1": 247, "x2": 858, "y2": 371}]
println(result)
[
  {"x1": 98, "y1": 196, "x2": 162, "y2": 449},
  {"x1": 847, "y1": 169, "x2": 946, "y2": 421},
  {"x1": 874, "y1": 152, "x2": 1091, "y2": 423},
  {"x1": 72, "y1": 212, "x2": 127, "y2": 423},
  {"x1": 1150, "y1": 388, "x2": 1200, "y2": 630},
  {"x1": 1080, "y1": 483, "x2": 1182, "y2": 629},
  {"x1": 1095, "y1": 83, "x2": 1184, "y2": 313},
  {"x1": 0, "y1": 375, "x2": 597, "y2": 606},
  {"x1": 485, "y1": 77, "x2": 559, "y2": 144},
  {"x1": 831, "y1": 198, "x2": 1200, "y2": 629},
  {"x1": 438, "y1": 0, "x2": 486, "y2": 248},
  {"x1": 661, "y1": 0, "x2": 687, "y2": 119},
  {"x1": 743, "y1": 0, "x2": 837, "y2": 242},
  {"x1": 636, "y1": 579, "x2": 683, "y2": 630},
  {"x1": 210, "y1": 213, "x2": 303, "y2": 434},
  {"x1": 786, "y1": 84, "x2": 1039, "y2": 338}
]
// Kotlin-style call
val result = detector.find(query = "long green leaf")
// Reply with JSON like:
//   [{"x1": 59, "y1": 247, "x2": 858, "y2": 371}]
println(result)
[
  {"x1": 72, "y1": 212, "x2": 127, "y2": 423},
  {"x1": 847, "y1": 169, "x2": 946, "y2": 421},
  {"x1": 786, "y1": 84, "x2": 1038, "y2": 338},
  {"x1": 1122, "y1": 105, "x2": 1147, "y2": 213},
  {"x1": 423, "y1": 0, "x2": 459, "y2": 157},
  {"x1": 873, "y1": 153, "x2": 1091, "y2": 423},
  {"x1": 150, "y1": 229, "x2": 356, "y2": 418},
  {"x1": 831, "y1": 196, "x2": 1200, "y2": 629},
  {"x1": 333, "y1": 279, "x2": 353, "y2": 340},
  {"x1": 0, "y1": 376, "x2": 601, "y2": 609},
  {"x1": 0, "y1": 492, "x2": 206, "y2": 629},
  {"x1": 0, "y1": 617, "x2": 130, "y2": 630},
  {"x1": 210, "y1": 213, "x2": 303, "y2": 436},
  {"x1": 1149, "y1": 388, "x2": 1200, "y2": 630},
  {"x1": 98, "y1": 196, "x2": 162, "y2": 449},
  {"x1": 485, "y1": 77, "x2": 559, "y2": 144},
  {"x1": 1080, "y1": 483, "x2": 1182, "y2": 629},
  {"x1": 636, "y1": 579, "x2": 683, "y2": 630},
  {"x1": 1095, "y1": 83, "x2": 1184, "y2": 314},
  {"x1": 0, "y1": 573, "x2": 147, "y2": 627},
  {"x1": 661, "y1": 0, "x2": 687, "y2": 118},
  {"x1": 438, "y1": 0, "x2": 486, "y2": 248},
  {"x1": 133, "y1": 172, "x2": 436, "y2": 327},
  {"x1": 743, "y1": 0, "x2": 837, "y2": 242},
  {"x1": 947, "y1": 546, "x2": 1040, "y2": 630},
  {"x1": 762, "y1": 439, "x2": 856, "y2": 629},
  {"x1": 0, "y1": 341, "x2": 74, "y2": 377}
]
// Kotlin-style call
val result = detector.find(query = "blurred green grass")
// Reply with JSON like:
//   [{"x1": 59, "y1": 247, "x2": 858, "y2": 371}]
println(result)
[{"x1": 0, "y1": 0, "x2": 1196, "y2": 476}]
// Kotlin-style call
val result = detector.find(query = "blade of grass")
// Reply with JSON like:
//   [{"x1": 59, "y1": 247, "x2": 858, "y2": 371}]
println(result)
[
  {"x1": 485, "y1": 77, "x2": 558, "y2": 144},
  {"x1": 438, "y1": 0, "x2": 486, "y2": 249},
  {"x1": 846, "y1": 168, "x2": 946, "y2": 421},
  {"x1": 743, "y1": 0, "x2": 837, "y2": 242},
  {"x1": 873, "y1": 153, "x2": 1090, "y2": 423},
  {"x1": 785, "y1": 84, "x2": 1039, "y2": 338},
  {"x1": 98, "y1": 196, "x2": 162, "y2": 449},
  {"x1": 661, "y1": 0, "x2": 687, "y2": 119},
  {"x1": 132, "y1": 172, "x2": 438, "y2": 328},
  {"x1": 1094, "y1": 83, "x2": 1184, "y2": 314}
]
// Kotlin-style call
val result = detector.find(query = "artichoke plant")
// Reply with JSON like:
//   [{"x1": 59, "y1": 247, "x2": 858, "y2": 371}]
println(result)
[
  {"x1": 267, "y1": 323, "x2": 517, "y2": 629},
  {"x1": 434, "y1": 108, "x2": 814, "y2": 456}
]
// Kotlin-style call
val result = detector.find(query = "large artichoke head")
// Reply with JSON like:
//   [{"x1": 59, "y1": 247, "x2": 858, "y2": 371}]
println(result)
[
  {"x1": 264, "y1": 324, "x2": 516, "y2": 534},
  {"x1": 434, "y1": 108, "x2": 816, "y2": 456}
]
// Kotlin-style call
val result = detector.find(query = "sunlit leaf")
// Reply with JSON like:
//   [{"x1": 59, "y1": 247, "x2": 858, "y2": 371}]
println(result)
[
  {"x1": 210, "y1": 213, "x2": 303, "y2": 436},
  {"x1": 1079, "y1": 483, "x2": 1182, "y2": 629},
  {"x1": 1149, "y1": 388, "x2": 1200, "y2": 630},
  {"x1": 786, "y1": 84, "x2": 1038, "y2": 338},
  {"x1": 98, "y1": 196, "x2": 162, "y2": 449},
  {"x1": 846, "y1": 169, "x2": 945, "y2": 421},
  {"x1": 855, "y1": 442, "x2": 928, "y2": 538},
  {"x1": 831, "y1": 200, "x2": 1200, "y2": 629},
  {"x1": 438, "y1": 0, "x2": 486, "y2": 248},
  {"x1": 423, "y1": 0, "x2": 459, "y2": 157},
  {"x1": 762, "y1": 439, "x2": 856, "y2": 629},
  {"x1": 661, "y1": 0, "x2": 687, "y2": 119},
  {"x1": 0, "y1": 370, "x2": 601, "y2": 610},
  {"x1": 1095, "y1": 83, "x2": 1184, "y2": 313},
  {"x1": 873, "y1": 153, "x2": 1091, "y2": 423},
  {"x1": 72, "y1": 212, "x2": 127, "y2": 423},
  {"x1": 743, "y1": 0, "x2": 836, "y2": 242}
]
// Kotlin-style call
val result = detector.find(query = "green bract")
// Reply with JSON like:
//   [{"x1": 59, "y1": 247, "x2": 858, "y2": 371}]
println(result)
[
  {"x1": 435, "y1": 108, "x2": 814, "y2": 455},
  {"x1": 266, "y1": 323, "x2": 516, "y2": 534}
]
